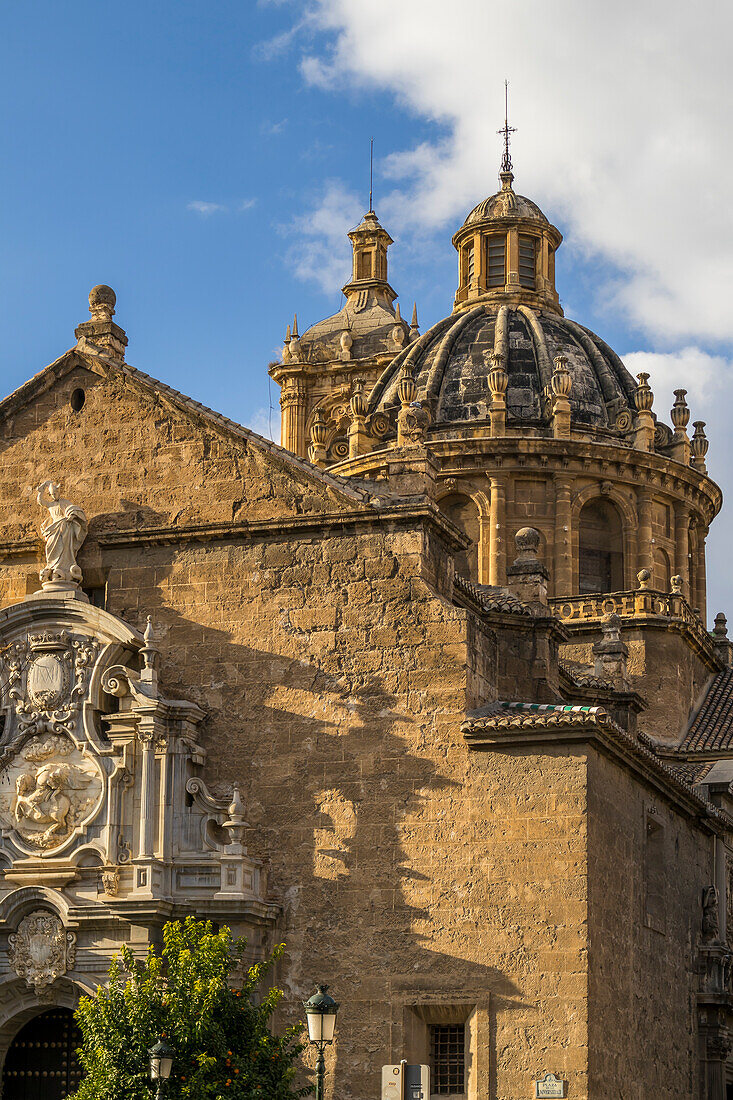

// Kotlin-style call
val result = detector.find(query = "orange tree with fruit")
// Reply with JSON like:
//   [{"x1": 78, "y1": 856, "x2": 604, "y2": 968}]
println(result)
[{"x1": 69, "y1": 916, "x2": 310, "y2": 1100}]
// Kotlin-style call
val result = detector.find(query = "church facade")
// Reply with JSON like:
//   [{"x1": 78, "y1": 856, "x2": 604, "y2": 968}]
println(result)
[{"x1": 0, "y1": 157, "x2": 732, "y2": 1100}]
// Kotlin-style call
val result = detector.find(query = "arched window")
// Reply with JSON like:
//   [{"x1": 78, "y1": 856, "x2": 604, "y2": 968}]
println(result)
[
  {"x1": 653, "y1": 547, "x2": 671, "y2": 592},
  {"x1": 578, "y1": 498, "x2": 624, "y2": 594},
  {"x1": 439, "y1": 493, "x2": 481, "y2": 582}
]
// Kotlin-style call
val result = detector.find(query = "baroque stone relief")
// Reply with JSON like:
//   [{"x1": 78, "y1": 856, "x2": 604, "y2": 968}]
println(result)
[
  {"x1": 9, "y1": 910, "x2": 76, "y2": 994},
  {"x1": 2, "y1": 630, "x2": 97, "y2": 738},
  {"x1": 0, "y1": 733, "x2": 102, "y2": 851}
]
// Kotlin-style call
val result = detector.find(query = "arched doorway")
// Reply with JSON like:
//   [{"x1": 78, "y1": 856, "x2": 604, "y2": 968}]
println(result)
[
  {"x1": 2, "y1": 1008, "x2": 83, "y2": 1099},
  {"x1": 438, "y1": 493, "x2": 481, "y2": 581},
  {"x1": 578, "y1": 498, "x2": 624, "y2": 594}
]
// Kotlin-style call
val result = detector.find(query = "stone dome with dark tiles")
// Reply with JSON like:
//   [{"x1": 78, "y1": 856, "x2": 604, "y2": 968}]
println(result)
[{"x1": 367, "y1": 303, "x2": 638, "y2": 432}]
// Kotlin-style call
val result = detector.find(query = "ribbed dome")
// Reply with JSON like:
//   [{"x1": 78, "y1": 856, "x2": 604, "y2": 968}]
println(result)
[
  {"x1": 367, "y1": 305, "x2": 638, "y2": 432},
  {"x1": 462, "y1": 189, "x2": 548, "y2": 228}
]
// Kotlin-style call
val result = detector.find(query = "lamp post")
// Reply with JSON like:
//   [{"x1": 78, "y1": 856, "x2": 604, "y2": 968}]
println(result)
[
  {"x1": 148, "y1": 1038, "x2": 174, "y2": 1100},
  {"x1": 303, "y1": 984, "x2": 339, "y2": 1100}
]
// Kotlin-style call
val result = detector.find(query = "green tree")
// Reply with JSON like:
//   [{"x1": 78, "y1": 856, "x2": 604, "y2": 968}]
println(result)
[{"x1": 69, "y1": 916, "x2": 311, "y2": 1100}]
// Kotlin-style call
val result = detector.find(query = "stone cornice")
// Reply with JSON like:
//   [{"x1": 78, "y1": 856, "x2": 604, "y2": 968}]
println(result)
[
  {"x1": 330, "y1": 432, "x2": 722, "y2": 523},
  {"x1": 463, "y1": 704, "x2": 731, "y2": 833},
  {"x1": 65, "y1": 501, "x2": 469, "y2": 554}
]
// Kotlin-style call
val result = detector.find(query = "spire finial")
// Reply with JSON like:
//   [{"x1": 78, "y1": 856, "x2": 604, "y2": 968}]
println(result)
[
  {"x1": 497, "y1": 80, "x2": 516, "y2": 176},
  {"x1": 369, "y1": 137, "x2": 374, "y2": 213}
]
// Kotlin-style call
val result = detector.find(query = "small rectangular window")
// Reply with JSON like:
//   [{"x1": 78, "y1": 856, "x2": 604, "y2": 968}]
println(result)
[
  {"x1": 486, "y1": 236, "x2": 505, "y2": 287},
  {"x1": 467, "y1": 245, "x2": 474, "y2": 284},
  {"x1": 519, "y1": 235, "x2": 536, "y2": 288},
  {"x1": 357, "y1": 251, "x2": 373, "y2": 280},
  {"x1": 430, "y1": 1024, "x2": 465, "y2": 1095}
]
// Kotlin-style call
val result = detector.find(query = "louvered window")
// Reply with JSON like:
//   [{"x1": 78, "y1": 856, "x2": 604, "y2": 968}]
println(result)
[
  {"x1": 467, "y1": 245, "x2": 474, "y2": 284},
  {"x1": 430, "y1": 1024, "x2": 465, "y2": 1095},
  {"x1": 519, "y1": 235, "x2": 536, "y2": 288},
  {"x1": 486, "y1": 235, "x2": 505, "y2": 287}
]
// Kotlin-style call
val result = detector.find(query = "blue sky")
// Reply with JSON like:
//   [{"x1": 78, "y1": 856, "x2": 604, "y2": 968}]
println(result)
[{"x1": 2, "y1": 0, "x2": 733, "y2": 618}]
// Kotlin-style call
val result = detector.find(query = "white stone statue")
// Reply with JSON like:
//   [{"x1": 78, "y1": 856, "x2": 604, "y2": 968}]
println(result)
[{"x1": 36, "y1": 480, "x2": 88, "y2": 589}]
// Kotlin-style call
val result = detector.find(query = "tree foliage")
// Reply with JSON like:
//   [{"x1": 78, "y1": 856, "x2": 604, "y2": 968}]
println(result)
[{"x1": 69, "y1": 917, "x2": 310, "y2": 1100}]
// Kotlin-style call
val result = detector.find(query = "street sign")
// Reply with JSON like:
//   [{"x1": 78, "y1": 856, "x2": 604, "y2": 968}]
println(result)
[{"x1": 535, "y1": 1072, "x2": 567, "y2": 1098}]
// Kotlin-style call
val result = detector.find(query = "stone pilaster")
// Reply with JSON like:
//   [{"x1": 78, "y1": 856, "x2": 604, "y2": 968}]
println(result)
[
  {"x1": 488, "y1": 474, "x2": 506, "y2": 586},
  {"x1": 553, "y1": 477, "x2": 573, "y2": 596}
]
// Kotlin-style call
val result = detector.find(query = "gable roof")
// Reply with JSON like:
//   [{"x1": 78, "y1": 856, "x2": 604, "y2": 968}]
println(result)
[{"x1": 0, "y1": 345, "x2": 374, "y2": 511}]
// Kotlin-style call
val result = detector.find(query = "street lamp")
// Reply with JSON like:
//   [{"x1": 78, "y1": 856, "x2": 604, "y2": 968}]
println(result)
[
  {"x1": 303, "y1": 984, "x2": 339, "y2": 1100},
  {"x1": 148, "y1": 1038, "x2": 174, "y2": 1099}
]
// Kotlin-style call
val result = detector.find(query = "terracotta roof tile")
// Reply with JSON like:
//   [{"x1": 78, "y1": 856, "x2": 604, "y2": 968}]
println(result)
[{"x1": 680, "y1": 667, "x2": 733, "y2": 752}]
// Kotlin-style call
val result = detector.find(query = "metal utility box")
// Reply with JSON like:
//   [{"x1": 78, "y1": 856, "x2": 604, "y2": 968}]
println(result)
[{"x1": 381, "y1": 1063, "x2": 430, "y2": 1100}]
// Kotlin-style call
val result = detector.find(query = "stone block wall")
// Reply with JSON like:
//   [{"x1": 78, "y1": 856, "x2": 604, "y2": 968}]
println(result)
[
  {"x1": 562, "y1": 625, "x2": 715, "y2": 744},
  {"x1": 587, "y1": 749, "x2": 712, "y2": 1098}
]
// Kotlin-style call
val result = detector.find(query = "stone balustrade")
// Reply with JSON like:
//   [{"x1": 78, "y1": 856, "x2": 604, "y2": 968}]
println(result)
[{"x1": 549, "y1": 588, "x2": 715, "y2": 657}]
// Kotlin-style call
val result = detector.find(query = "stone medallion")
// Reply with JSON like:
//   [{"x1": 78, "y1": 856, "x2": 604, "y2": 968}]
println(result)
[{"x1": 0, "y1": 733, "x2": 102, "y2": 851}]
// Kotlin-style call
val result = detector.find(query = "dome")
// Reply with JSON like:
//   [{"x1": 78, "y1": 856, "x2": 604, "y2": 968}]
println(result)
[
  {"x1": 367, "y1": 304, "x2": 638, "y2": 432},
  {"x1": 462, "y1": 188, "x2": 549, "y2": 229}
]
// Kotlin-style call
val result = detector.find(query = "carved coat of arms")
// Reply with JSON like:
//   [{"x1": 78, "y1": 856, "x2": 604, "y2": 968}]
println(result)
[
  {"x1": 2, "y1": 630, "x2": 97, "y2": 738},
  {"x1": 9, "y1": 910, "x2": 76, "y2": 993}
]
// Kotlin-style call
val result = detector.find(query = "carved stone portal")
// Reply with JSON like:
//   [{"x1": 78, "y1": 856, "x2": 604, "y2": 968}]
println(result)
[
  {"x1": 9, "y1": 910, "x2": 76, "y2": 993},
  {"x1": 0, "y1": 733, "x2": 102, "y2": 850}
]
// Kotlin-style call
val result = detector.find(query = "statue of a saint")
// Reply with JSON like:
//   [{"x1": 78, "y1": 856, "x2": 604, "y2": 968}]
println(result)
[{"x1": 36, "y1": 481, "x2": 88, "y2": 589}]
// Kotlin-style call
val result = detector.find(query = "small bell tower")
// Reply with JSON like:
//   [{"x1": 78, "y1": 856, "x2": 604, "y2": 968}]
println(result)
[{"x1": 343, "y1": 210, "x2": 397, "y2": 311}]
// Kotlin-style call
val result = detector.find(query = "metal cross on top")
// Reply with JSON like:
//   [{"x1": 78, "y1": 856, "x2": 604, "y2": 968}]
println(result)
[{"x1": 498, "y1": 79, "x2": 516, "y2": 174}]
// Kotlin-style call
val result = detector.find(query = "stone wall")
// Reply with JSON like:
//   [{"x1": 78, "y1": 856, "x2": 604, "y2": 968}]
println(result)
[
  {"x1": 0, "y1": 356, "x2": 723, "y2": 1099},
  {"x1": 587, "y1": 748, "x2": 712, "y2": 1098},
  {"x1": 562, "y1": 625, "x2": 715, "y2": 744}
]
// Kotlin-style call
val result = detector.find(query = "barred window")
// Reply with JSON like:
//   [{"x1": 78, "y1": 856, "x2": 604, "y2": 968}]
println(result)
[
  {"x1": 486, "y1": 235, "x2": 505, "y2": 287},
  {"x1": 519, "y1": 235, "x2": 536, "y2": 288},
  {"x1": 430, "y1": 1024, "x2": 465, "y2": 1095}
]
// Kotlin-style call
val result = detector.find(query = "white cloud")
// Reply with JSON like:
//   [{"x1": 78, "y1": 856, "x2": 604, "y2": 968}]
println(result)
[
  {"x1": 623, "y1": 348, "x2": 730, "y2": 412},
  {"x1": 187, "y1": 200, "x2": 227, "y2": 216},
  {"x1": 283, "y1": 179, "x2": 362, "y2": 294},
  {"x1": 295, "y1": 0, "x2": 733, "y2": 346},
  {"x1": 239, "y1": 198, "x2": 258, "y2": 212},
  {"x1": 244, "y1": 406, "x2": 280, "y2": 444},
  {"x1": 261, "y1": 118, "x2": 288, "y2": 136}
]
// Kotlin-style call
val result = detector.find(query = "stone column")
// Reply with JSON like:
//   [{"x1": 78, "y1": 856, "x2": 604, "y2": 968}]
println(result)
[
  {"x1": 674, "y1": 502, "x2": 690, "y2": 598},
  {"x1": 478, "y1": 514, "x2": 491, "y2": 585},
  {"x1": 473, "y1": 230, "x2": 483, "y2": 290},
  {"x1": 697, "y1": 525, "x2": 709, "y2": 623},
  {"x1": 554, "y1": 478, "x2": 573, "y2": 596},
  {"x1": 280, "y1": 380, "x2": 306, "y2": 456},
  {"x1": 137, "y1": 727, "x2": 157, "y2": 860},
  {"x1": 506, "y1": 228, "x2": 519, "y2": 288},
  {"x1": 636, "y1": 489, "x2": 654, "y2": 576},
  {"x1": 488, "y1": 475, "x2": 506, "y2": 586}
]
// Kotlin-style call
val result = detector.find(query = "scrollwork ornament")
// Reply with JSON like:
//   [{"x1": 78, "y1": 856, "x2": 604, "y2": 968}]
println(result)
[
  {"x1": 615, "y1": 409, "x2": 633, "y2": 433},
  {"x1": 329, "y1": 438, "x2": 349, "y2": 461}
]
